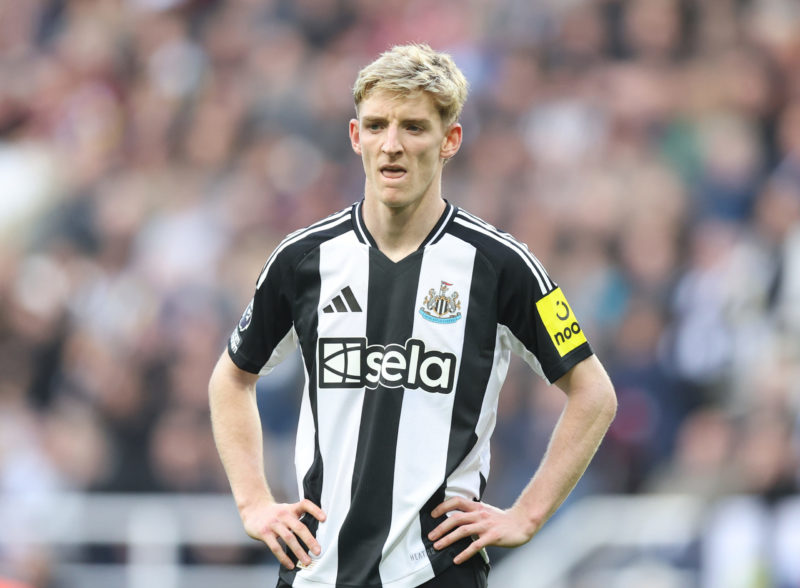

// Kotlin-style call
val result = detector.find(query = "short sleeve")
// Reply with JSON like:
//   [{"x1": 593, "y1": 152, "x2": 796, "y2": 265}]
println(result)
[
  {"x1": 497, "y1": 250, "x2": 593, "y2": 384},
  {"x1": 227, "y1": 249, "x2": 296, "y2": 375}
]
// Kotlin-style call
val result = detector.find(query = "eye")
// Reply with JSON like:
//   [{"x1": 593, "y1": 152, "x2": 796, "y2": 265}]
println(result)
[{"x1": 406, "y1": 124, "x2": 423, "y2": 133}]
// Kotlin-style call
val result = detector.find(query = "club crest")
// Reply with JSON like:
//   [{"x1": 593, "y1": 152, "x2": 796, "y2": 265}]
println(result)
[{"x1": 420, "y1": 281, "x2": 462, "y2": 324}]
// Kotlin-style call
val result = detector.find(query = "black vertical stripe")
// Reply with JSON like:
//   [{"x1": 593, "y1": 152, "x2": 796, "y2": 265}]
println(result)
[
  {"x1": 418, "y1": 484, "x2": 449, "y2": 576},
  {"x1": 336, "y1": 251, "x2": 423, "y2": 587},
  {"x1": 280, "y1": 247, "x2": 324, "y2": 586}
]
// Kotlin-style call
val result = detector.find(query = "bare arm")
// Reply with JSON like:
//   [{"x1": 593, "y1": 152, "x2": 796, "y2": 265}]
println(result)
[
  {"x1": 428, "y1": 354, "x2": 617, "y2": 563},
  {"x1": 209, "y1": 351, "x2": 325, "y2": 568}
]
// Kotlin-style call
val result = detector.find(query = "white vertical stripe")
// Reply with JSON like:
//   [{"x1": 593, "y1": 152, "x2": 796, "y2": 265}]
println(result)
[
  {"x1": 497, "y1": 324, "x2": 547, "y2": 382},
  {"x1": 293, "y1": 232, "x2": 370, "y2": 586},
  {"x1": 379, "y1": 234, "x2": 476, "y2": 584},
  {"x1": 258, "y1": 326, "x2": 298, "y2": 376}
]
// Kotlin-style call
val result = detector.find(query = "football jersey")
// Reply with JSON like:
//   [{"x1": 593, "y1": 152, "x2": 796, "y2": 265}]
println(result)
[{"x1": 228, "y1": 200, "x2": 593, "y2": 588}]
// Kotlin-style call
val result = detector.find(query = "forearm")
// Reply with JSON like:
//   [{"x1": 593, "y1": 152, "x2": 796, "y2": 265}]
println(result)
[
  {"x1": 209, "y1": 353, "x2": 273, "y2": 512},
  {"x1": 209, "y1": 353, "x2": 326, "y2": 567},
  {"x1": 513, "y1": 358, "x2": 617, "y2": 531},
  {"x1": 428, "y1": 358, "x2": 616, "y2": 562}
]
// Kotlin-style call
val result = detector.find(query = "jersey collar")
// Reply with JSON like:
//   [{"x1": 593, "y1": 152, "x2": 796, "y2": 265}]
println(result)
[{"x1": 352, "y1": 199, "x2": 457, "y2": 251}]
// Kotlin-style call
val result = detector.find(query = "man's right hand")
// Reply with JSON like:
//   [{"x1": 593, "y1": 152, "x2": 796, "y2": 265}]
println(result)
[{"x1": 241, "y1": 498, "x2": 327, "y2": 569}]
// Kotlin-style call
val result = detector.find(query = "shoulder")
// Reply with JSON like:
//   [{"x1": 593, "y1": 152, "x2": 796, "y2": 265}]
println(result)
[
  {"x1": 256, "y1": 204, "x2": 356, "y2": 287},
  {"x1": 448, "y1": 206, "x2": 555, "y2": 296},
  {"x1": 277, "y1": 204, "x2": 356, "y2": 256},
  {"x1": 448, "y1": 207, "x2": 532, "y2": 262}
]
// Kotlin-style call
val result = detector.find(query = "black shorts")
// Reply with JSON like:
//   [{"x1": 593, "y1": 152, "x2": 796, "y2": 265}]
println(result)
[
  {"x1": 416, "y1": 556, "x2": 489, "y2": 588},
  {"x1": 275, "y1": 556, "x2": 489, "y2": 588}
]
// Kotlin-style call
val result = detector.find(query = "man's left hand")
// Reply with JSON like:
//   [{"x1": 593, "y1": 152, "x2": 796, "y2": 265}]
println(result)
[{"x1": 427, "y1": 497, "x2": 538, "y2": 564}]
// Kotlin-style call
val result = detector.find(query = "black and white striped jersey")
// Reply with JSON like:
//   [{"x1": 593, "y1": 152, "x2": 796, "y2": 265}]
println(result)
[{"x1": 228, "y1": 200, "x2": 593, "y2": 588}]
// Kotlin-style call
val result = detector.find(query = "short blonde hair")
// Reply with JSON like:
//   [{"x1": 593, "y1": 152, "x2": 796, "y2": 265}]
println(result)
[{"x1": 353, "y1": 43, "x2": 469, "y2": 127}]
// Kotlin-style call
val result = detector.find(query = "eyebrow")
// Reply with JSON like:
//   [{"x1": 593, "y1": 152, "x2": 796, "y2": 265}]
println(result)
[{"x1": 360, "y1": 116, "x2": 431, "y2": 128}]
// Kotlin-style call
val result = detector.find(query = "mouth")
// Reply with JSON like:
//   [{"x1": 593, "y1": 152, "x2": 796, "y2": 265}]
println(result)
[{"x1": 380, "y1": 164, "x2": 407, "y2": 179}]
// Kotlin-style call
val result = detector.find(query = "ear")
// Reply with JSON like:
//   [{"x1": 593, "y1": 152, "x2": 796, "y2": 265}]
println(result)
[
  {"x1": 349, "y1": 119, "x2": 362, "y2": 155},
  {"x1": 440, "y1": 123, "x2": 462, "y2": 160}
]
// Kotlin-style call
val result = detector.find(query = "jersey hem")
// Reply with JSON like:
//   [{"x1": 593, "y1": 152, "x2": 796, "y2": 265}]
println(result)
[
  {"x1": 280, "y1": 543, "x2": 481, "y2": 588},
  {"x1": 281, "y1": 562, "x2": 435, "y2": 588}
]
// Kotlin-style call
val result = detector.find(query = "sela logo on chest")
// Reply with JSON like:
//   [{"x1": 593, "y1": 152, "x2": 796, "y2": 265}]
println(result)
[{"x1": 318, "y1": 338, "x2": 456, "y2": 394}]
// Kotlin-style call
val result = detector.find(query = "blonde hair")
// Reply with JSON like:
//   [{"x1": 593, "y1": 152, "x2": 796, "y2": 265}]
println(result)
[{"x1": 353, "y1": 43, "x2": 469, "y2": 127}]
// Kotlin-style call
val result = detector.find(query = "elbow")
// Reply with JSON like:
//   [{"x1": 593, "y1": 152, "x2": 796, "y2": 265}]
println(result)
[
  {"x1": 208, "y1": 355, "x2": 225, "y2": 399},
  {"x1": 590, "y1": 359, "x2": 617, "y2": 425},
  {"x1": 557, "y1": 355, "x2": 617, "y2": 426},
  {"x1": 600, "y1": 380, "x2": 618, "y2": 425},
  {"x1": 208, "y1": 350, "x2": 260, "y2": 403}
]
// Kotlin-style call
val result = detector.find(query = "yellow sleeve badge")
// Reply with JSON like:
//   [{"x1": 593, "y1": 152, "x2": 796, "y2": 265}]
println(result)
[{"x1": 535, "y1": 288, "x2": 587, "y2": 357}]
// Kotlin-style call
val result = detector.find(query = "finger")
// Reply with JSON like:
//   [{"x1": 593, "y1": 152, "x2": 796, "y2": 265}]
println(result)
[
  {"x1": 297, "y1": 499, "x2": 327, "y2": 522},
  {"x1": 453, "y1": 538, "x2": 487, "y2": 565},
  {"x1": 433, "y1": 522, "x2": 479, "y2": 551},
  {"x1": 287, "y1": 518, "x2": 322, "y2": 556},
  {"x1": 431, "y1": 497, "x2": 474, "y2": 518},
  {"x1": 264, "y1": 534, "x2": 295, "y2": 569},
  {"x1": 277, "y1": 525, "x2": 312, "y2": 566},
  {"x1": 428, "y1": 511, "x2": 472, "y2": 541}
]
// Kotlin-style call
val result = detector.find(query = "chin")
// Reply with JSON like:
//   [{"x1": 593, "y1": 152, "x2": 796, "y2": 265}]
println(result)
[{"x1": 375, "y1": 189, "x2": 411, "y2": 207}]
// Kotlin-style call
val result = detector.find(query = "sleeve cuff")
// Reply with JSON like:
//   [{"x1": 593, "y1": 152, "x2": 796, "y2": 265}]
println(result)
[{"x1": 544, "y1": 343, "x2": 594, "y2": 384}]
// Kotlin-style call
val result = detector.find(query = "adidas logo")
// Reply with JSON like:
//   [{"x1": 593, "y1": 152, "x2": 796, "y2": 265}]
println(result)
[{"x1": 322, "y1": 286, "x2": 362, "y2": 313}]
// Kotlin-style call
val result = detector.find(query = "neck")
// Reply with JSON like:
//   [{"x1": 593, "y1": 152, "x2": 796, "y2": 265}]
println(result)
[{"x1": 362, "y1": 195, "x2": 446, "y2": 262}]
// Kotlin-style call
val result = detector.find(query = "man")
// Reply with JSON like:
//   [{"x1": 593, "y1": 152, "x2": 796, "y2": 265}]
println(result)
[{"x1": 209, "y1": 43, "x2": 617, "y2": 588}]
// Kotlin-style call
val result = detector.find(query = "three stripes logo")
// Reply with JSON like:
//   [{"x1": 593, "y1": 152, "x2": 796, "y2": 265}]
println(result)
[{"x1": 322, "y1": 286, "x2": 362, "y2": 314}]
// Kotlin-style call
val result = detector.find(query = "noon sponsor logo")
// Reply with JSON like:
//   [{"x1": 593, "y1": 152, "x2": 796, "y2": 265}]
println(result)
[
  {"x1": 318, "y1": 337, "x2": 456, "y2": 394},
  {"x1": 535, "y1": 287, "x2": 587, "y2": 356}
]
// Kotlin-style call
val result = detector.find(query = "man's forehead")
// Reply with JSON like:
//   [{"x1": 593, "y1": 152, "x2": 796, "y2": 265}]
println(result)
[{"x1": 358, "y1": 89, "x2": 440, "y2": 120}]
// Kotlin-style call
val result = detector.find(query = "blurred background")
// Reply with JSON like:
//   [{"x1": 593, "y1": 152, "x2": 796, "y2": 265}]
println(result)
[{"x1": 1, "y1": 0, "x2": 799, "y2": 586}]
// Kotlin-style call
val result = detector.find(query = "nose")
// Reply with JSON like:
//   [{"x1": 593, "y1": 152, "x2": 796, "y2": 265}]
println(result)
[{"x1": 381, "y1": 124, "x2": 402, "y2": 155}]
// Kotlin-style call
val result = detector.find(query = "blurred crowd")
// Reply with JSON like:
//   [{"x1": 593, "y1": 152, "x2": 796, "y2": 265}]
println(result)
[{"x1": 1, "y1": 0, "x2": 800, "y2": 585}]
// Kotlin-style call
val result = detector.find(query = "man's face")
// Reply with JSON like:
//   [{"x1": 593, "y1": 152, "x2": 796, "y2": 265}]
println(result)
[{"x1": 349, "y1": 90, "x2": 461, "y2": 210}]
